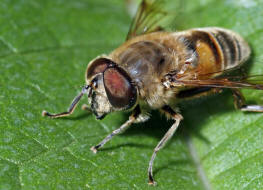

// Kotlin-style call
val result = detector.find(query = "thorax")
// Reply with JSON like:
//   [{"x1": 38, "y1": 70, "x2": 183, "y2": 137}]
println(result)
[{"x1": 109, "y1": 32, "x2": 191, "y2": 108}]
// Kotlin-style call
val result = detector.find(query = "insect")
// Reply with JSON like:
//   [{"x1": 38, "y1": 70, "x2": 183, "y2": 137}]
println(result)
[{"x1": 42, "y1": 0, "x2": 263, "y2": 185}]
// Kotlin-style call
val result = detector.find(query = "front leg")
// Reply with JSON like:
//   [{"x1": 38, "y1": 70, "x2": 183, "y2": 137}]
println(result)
[
  {"x1": 148, "y1": 105, "x2": 183, "y2": 185},
  {"x1": 42, "y1": 85, "x2": 91, "y2": 118},
  {"x1": 90, "y1": 105, "x2": 147, "y2": 153}
]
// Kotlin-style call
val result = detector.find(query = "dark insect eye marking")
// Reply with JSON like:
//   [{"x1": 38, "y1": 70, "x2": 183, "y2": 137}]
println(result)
[
  {"x1": 103, "y1": 67, "x2": 137, "y2": 109},
  {"x1": 87, "y1": 58, "x2": 115, "y2": 78}
]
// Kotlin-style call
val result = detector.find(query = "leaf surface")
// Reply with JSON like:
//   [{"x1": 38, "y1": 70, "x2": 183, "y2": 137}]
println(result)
[{"x1": 1, "y1": 0, "x2": 263, "y2": 189}]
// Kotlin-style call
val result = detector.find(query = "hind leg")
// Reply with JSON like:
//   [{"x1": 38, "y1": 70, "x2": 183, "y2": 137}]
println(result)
[{"x1": 232, "y1": 89, "x2": 263, "y2": 112}]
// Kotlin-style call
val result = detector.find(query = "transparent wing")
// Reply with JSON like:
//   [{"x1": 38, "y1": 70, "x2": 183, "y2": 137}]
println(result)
[
  {"x1": 126, "y1": 0, "x2": 184, "y2": 40},
  {"x1": 169, "y1": 74, "x2": 263, "y2": 90}
]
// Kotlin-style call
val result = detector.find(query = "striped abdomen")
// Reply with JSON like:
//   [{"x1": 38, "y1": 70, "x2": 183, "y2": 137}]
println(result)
[{"x1": 185, "y1": 27, "x2": 251, "y2": 77}]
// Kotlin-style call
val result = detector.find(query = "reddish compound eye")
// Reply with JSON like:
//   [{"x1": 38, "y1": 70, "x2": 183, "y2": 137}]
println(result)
[
  {"x1": 86, "y1": 58, "x2": 113, "y2": 79},
  {"x1": 103, "y1": 67, "x2": 137, "y2": 109}
]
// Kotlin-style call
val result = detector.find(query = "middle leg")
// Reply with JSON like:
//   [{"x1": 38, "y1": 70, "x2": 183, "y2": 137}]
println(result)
[{"x1": 148, "y1": 105, "x2": 183, "y2": 185}]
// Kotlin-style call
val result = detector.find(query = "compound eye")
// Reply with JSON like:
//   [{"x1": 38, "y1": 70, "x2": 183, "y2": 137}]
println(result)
[
  {"x1": 103, "y1": 67, "x2": 137, "y2": 109},
  {"x1": 86, "y1": 58, "x2": 112, "y2": 79}
]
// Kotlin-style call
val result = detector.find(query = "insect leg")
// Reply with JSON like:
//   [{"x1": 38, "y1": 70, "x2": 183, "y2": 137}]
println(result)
[
  {"x1": 232, "y1": 89, "x2": 263, "y2": 112},
  {"x1": 148, "y1": 105, "x2": 183, "y2": 185},
  {"x1": 42, "y1": 85, "x2": 90, "y2": 118},
  {"x1": 90, "y1": 105, "x2": 142, "y2": 153}
]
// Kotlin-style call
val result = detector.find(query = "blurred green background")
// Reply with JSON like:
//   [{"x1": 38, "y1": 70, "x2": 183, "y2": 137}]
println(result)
[{"x1": 1, "y1": 0, "x2": 263, "y2": 189}]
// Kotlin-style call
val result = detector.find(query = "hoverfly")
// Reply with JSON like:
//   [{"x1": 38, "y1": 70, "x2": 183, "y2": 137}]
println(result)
[{"x1": 42, "y1": 0, "x2": 263, "y2": 185}]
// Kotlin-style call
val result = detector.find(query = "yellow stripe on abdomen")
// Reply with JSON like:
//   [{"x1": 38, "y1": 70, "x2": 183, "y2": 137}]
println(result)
[{"x1": 195, "y1": 28, "x2": 251, "y2": 70}]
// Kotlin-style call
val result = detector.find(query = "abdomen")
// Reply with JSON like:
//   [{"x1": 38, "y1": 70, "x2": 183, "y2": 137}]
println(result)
[{"x1": 184, "y1": 27, "x2": 251, "y2": 77}]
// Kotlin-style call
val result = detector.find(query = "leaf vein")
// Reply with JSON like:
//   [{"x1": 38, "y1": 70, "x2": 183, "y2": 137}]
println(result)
[
  {"x1": 185, "y1": 134, "x2": 212, "y2": 190},
  {"x1": 211, "y1": 150, "x2": 263, "y2": 181}
]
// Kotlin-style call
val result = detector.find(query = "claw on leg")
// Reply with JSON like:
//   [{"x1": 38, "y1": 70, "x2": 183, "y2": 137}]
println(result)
[
  {"x1": 90, "y1": 146, "x2": 98, "y2": 154},
  {"x1": 148, "y1": 180, "x2": 157, "y2": 186},
  {"x1": 148, "y1": 157, "x2": 157, "y2": 185}
]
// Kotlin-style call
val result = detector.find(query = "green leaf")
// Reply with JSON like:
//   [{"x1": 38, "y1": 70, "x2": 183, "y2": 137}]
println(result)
[{"x1": 1, "y1": 0, "x2": 263, "y2": 189}]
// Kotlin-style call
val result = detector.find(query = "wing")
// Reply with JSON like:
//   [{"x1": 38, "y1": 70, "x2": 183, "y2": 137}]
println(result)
[
  {"x1": 126, "y1": 0, "x2": 184, "y2": 40},
  {"x1": 165, "y1": 73, "x2": 263, "y2": 90}
]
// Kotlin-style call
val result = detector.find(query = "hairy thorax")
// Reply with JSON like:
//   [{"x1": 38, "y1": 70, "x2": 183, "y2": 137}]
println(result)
[{"x1": 109, "y1": 32, "x2": 193, "y2": 109}]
